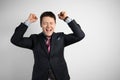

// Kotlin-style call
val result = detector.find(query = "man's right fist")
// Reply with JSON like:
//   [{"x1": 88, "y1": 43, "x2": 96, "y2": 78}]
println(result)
[{"x1": 27, "y1": 13, "x2": 38, "y2": 23}]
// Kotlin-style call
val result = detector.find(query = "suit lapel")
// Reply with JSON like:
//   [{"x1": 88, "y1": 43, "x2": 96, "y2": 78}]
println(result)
[
  {"x1": 50, "y1": 33, "x2": 57, "y2": 56},
  {"x1": 38, "y1": 33, "x2": 49, "y2": 56}
]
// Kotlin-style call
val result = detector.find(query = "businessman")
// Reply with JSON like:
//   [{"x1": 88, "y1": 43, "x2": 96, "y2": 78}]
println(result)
[{"x1": 11, "y1": 11, "x2": 85, "y2": 80}]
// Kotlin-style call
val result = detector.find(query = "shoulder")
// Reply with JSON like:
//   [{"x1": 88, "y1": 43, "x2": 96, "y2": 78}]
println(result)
[
  {"x1": 53, "y1": 32, "x2": 65, "y2": 40},
  {"x1": 29, "y1": 33, "x2": 41, "y2": 39},
  {"x1": 54, "y1": 32, "x2": 65, "y2": 36}
]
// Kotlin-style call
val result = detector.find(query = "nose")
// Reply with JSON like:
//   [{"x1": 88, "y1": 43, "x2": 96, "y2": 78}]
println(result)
[{"x1": 46, "y1": 23, "x2": 51, "y2": 28}]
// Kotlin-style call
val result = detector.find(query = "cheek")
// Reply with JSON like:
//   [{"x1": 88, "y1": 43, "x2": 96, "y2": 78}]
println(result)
[
  {"x1": 41, "y1": 25, "x2": 46, "y2": 29},
  {"x1": 41, "y1": 26, "x2": 46, "y2": 32},
  {"x1": 52, "y1": 25, "x2": 55, "y2": 29}
]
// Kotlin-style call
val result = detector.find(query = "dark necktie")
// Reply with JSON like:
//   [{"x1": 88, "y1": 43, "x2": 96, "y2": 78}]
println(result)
[{"x1": 46, "y1": 38, "x2": 51, "y2": 53}]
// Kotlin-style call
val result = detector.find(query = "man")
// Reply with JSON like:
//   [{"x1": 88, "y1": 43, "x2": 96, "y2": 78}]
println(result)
[{"x1": 11, "y1": 11, "x2": 85, "y2": 80}]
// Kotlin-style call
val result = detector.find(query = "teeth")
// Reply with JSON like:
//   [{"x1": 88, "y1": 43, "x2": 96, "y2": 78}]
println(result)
[{"x1": 46, "y1": 29, "x2": 51, "y2": 32}]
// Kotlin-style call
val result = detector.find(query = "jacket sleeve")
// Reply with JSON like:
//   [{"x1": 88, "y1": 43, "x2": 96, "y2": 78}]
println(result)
[
  {"x1": 64, "y1": 20, "x2": 85, "y2": 47},
  {"x1": 10, "y1": 23, "x2": 33, "y2": 49}
]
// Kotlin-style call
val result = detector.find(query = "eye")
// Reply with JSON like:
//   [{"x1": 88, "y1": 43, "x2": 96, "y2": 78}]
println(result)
[
  {"x1": 50, "y1": 22, "x2": 53, "y2": 25},
  {"x1": 43, "y1": 22, "x2": 47, "y2": 25}
]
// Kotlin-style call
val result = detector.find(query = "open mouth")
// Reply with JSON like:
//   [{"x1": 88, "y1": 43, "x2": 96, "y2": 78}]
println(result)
[{"x1": 46, "y1": 29, "x2": 52, "y2": 33}]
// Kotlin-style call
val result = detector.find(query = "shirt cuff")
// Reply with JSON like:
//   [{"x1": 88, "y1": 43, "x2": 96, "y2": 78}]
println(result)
[
  {"x1": 64, "y1": 17, "x2": 73, "y2": 23},
  {"x1": 24, "y1": 20, "x2": 31, "y2": 26}
]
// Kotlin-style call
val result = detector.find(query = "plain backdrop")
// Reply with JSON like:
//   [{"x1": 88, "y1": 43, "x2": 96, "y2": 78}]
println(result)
[{"x1": 0, "y1": 0, "x2": 120, "y2": 80}]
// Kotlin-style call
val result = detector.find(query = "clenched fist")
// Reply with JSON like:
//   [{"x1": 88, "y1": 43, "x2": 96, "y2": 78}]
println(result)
[
  {"x1": 58, "y1": 11, "x2": 68, "y2": 20},
  {"x1": 27, "y1": 13, "x2": 38, "y2": 23}
]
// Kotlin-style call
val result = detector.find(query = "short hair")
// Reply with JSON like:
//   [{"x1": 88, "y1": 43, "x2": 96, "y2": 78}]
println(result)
[{"x1": 40, "y1": 11, "x2": 56, "y2": 25}]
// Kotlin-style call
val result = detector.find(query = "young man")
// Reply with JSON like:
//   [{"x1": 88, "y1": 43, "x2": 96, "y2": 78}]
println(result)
[{"x1": 11, "y1": 11, "x2": 85, "y2": 80}]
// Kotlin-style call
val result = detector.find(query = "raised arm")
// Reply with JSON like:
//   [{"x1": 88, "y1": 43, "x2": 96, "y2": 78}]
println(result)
[
  {"x1": 58, "y1": 11, "x2": 85, "y2": 47},
  {"x1": 10, "y1": 13, "x2": 38, "y2": 49}
]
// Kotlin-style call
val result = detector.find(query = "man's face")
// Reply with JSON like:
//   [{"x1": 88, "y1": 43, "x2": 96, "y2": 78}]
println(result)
[{"x1": 41, "y1": 16, "x2": 56, "y2": 37}]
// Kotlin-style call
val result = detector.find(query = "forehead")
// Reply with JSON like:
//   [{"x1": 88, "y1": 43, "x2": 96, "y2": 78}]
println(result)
[{"x1": 42, "y1": 16, "x2": 55, "y2": 22}]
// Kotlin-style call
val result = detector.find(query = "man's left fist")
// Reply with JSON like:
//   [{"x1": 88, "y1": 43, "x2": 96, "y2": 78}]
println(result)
[
  {"x1": 27, "y1": 13, "x2": 38, "y2": 23},
  {"x1": 58, "y1": 11, "x2": 68, "y2": 20}
]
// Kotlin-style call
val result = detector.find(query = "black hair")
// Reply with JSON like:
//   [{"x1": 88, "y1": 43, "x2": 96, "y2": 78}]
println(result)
[{"x1": 40, "y1": 11, "x2": 56, "y2": 25}]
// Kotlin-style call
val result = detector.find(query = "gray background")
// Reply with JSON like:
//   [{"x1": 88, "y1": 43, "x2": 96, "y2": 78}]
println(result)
[{"x1": 0, "y1": 0, "x2": 120, "y2": 80}]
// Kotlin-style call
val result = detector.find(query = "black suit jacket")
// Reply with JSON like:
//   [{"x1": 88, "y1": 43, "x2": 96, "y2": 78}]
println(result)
[{"x1": 11, "y1": 20, "x2": 85, "y2": 80}]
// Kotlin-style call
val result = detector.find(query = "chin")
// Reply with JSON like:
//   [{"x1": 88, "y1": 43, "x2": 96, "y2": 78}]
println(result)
[{"x1": 43, "y1": 31, "x2": 54, "y2": 37}]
